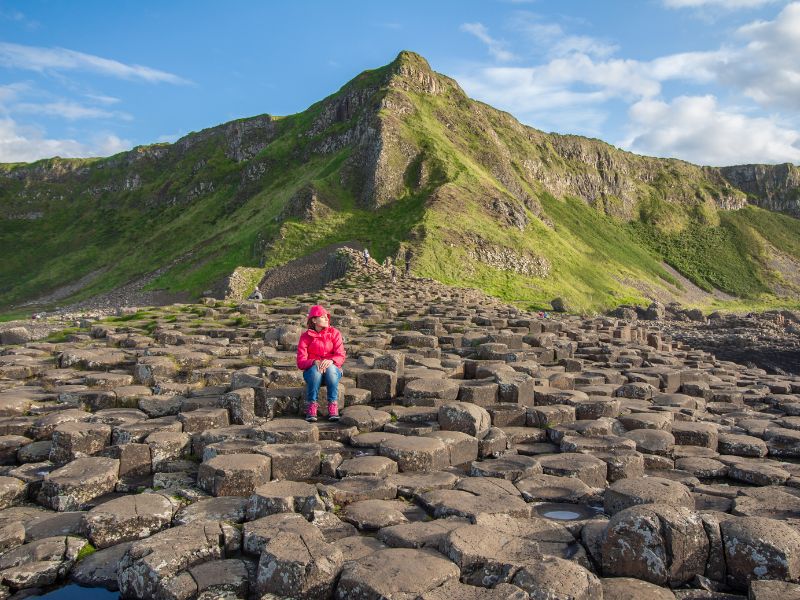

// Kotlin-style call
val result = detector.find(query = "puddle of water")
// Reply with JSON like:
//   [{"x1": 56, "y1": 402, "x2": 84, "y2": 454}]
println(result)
[
  {"x1": 30, "y1": 584, "x2": 119, "y2": 599},
  {"x1": 533, "y1": 502, "x2": 598, "y2": 521},
  {"x1": 542, "y1": 509, "x2": 582, "y2": 521}
]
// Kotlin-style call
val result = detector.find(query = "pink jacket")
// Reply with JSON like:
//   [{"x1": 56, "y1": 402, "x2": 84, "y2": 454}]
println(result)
[{"x1": 296, "y1": 326, "x2": 346, "y2": 371}]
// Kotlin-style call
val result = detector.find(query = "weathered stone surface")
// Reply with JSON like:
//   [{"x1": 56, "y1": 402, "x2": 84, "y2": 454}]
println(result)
[
  {"x1": 388, "y1": 471, "x2": 459, "y2": 498},
  {"x1": 511, "y1": 556, "x2": 602, "y2": 600},
  {"x1": 425, "y1": 430, "x2": 479, "y2": 466},
  {"x1": 539, "y1": 453, "x2": 608, "y2": 487},
  {"x1": 342, "y1": 499, "x2": 410, "y2": 531},
  {"x1": 197, "y1": 453, "x2": 271, "y2": 496},
  {"x1": 442, "y1": 522, "x2": 542, "y2": 586},
  {"x1": 749, "y1": 579, "x2": 800, "y2": 600},
  {"x1": 601, "y1": 577, "x2": 677, "y2": 599},
  {"x1": 37, "y1": 457, "x2": 119, "y2": 511},
  {"x1": 515, "y1": 473, "x2": 597, "y2": 503},
  {"x1": 256, "y1": 531, "x2": 343, "y2": 599},
  {"x1": 335, "y1": 548, "x2": 459, "y2": 599},
  {"x1": 604, "y1": 477, "x2": 694, "y2": 515},
  {"x1": 721, "y1": 516, "x2": 800, "y2": 590},
  {"x1": 602, "y1": 503, "x2": 709, "y2": 586},
  {"x1": 145, "y1": 431, "x2": 191, "y2": 470},
  {"x1": 469, "y1": 455, "x2": 542, "y2": 482},
  {"x1": 340, "y1": 405, "x2": 391, "y2": 432},
  {"x1": 718, "y1": 433, "x2": 768, "y2": 457},
  {"x1": 254, "y1": 418, "x2": 319, "y2": 444},
  {"x1": 418, "y1": 580, "x2": 529, "y2": 599},
  {"x1": 438, "y1": 402, "x2": 491, "y2": 437},
  {"x1": 377, "y1": 517, "x2": 469, "y2": 549},
  {"x1": 247, "y1": 480, "x2": 321, "y2": 519},
  {"x1": 243, "y1": 512, "x2": 322, "y2": 556},
  {"x1": 84, "y1": 493, "x2": 178, "y2": 548},
  {"x1": 419, "y1": 488, "x2": 531, "y2": 521},
  {"x1": 117, "y1": 520, "x2": 237, "y2": 599},
  {"x1": 173, "y1": 497, "x2": 248, "y2": 526},
  {"x1": 70, "y1": 540, "x2": 133, "y2": 590},
  {"x1": 0, "y1": 477, "x2": 26, "y2": 510},
  {"x1": 259, "y1": 442, "x2": 321, "y2": 480},
  {"x1": 318, "y1": 476, "x2": 397, "y2": 505},
  {"x1": 379, "y1": 436, "x2": 449, "y2": 472},
  {"x1": 337, "y1": 455, "x2": 398, "y2": 478}
]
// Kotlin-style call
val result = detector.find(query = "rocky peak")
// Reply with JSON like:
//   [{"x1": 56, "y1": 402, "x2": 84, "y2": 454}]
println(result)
[{"x1": 385, "y1": 50, "x2": 445, "y2": 96}]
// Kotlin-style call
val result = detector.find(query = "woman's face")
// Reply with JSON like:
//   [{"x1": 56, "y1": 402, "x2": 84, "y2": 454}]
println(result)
[{"x1": 312, "y1": 314, "x2": 329, "y2": 330}]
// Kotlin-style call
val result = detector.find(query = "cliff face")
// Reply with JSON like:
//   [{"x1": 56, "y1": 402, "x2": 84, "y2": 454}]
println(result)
[
  {"x1": 0, "y1": 50, "x2": 798, "y2": 312},
  {"x1": 718, "y1": 163, "x2": 800, "y2": 217}
]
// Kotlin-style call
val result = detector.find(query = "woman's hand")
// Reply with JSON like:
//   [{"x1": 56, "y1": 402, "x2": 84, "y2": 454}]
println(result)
[{"x1": 318, "y1": 359, "x2": 333, "y2": 372}]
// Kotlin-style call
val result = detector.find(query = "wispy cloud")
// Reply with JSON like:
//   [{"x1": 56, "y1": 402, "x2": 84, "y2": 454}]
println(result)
[
  {"x1": 0, "y1": 82, "x2": 29, "y2": 103},
  {"x1": 84, "y1": 94, "x2": 121, "y2": 105},
  {"x1": 0, "y1": 42, "x2": 190, "y2": 84},
  {"x1": 460, "y1": 22, "x2": 517, "y2": 62},
  {"x1": 0, "y1": 116, "x2": 131, "y2": 162},
  {"x1": 0, "y1": 8, "x2": 39, "y2": 30},
  {"x1": 663, "y1": 0, "x2": 779, "y2": 9},
  {"x1": 512, "y1": 12, "x2": 618, "y2": 58},
  {"x1": 14, "y1": 101, "x2": 132, "y2": 121}
]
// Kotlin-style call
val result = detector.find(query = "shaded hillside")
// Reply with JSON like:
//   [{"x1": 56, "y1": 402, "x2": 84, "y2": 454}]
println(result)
[{"x1": 1, "y1": 51, "x2": 799, "y2": 314}]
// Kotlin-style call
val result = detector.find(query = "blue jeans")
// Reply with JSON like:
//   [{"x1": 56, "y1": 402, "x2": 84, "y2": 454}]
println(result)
[{"x1": 303, "y1": 365, "x2": 342, "y2": 406}]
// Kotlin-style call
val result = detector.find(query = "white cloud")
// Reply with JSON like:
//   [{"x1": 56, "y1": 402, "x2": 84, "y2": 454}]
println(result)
[
  {"x1": 720, "y1": 2, "x2": 800, "y2": 108},
  {"x1": 0, "y1": 82, "x2": 29, "y2": 103},
  {"x1": 457, "y1": 55, "x2": 661, "y2": 118},
  {"x1": 663, "y1": 0, "x2": 779, "y2": 9},
  {"x1": 460, "y1": 22, "x2": 517, "y2": 62},
  {"x1": 0, "y1": 116, "x2": 131, "y2": 162},
  {"x1": 84, "y1": 94, "x2": 121, "y2": 105},
  {"x1": 511, "y1": 13, "x2": 618, "y2": 58},
  {"x1": 14, "y1": 101, "x2": 132, "y2": 121},
  {"x1": 622, "y1": 95, "x2": 800, "y2": 165},
  {"x1": 0, "y1": 42, "x2": 190, "y2": 84},
  {"x1": 454, "y1": 3, "x2": 800, "y2": 164}
]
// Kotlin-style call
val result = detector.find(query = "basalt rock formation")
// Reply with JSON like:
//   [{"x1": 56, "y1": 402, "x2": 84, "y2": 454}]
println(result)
[{"x1": 0, "y1": 270, "x2": 798, "y2": 597}]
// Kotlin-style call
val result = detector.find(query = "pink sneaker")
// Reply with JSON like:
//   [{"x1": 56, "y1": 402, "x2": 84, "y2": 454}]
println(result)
[
  {"x1": 305, "y1": 403, "x2": 318, "y2": 423},
  {"x1": 327, "y1": 402, "x2": 340, "y2": 421}
]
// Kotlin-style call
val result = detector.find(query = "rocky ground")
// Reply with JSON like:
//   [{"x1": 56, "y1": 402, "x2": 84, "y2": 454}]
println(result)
[{"x1": 0, "y1": 262, "x2": 799, "y2": 599}]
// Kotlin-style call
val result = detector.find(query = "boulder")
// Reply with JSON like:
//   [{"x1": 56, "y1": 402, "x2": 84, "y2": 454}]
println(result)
[
  {"x1": 197, "y1": 453, "x2": 271, "y2": 497},
  {"x1": 256, "y1": 531, "x2": 343, "y2": 599},
  {"x1": 37, "y1": 457, "x2": 119, "y2": 511},
  {"x1": 438, "y1": 402, "x2": 491, "y2": 437},
  {"x1": 721, "y1": 516, "x2": 800, "y2": 590},
  {"x1": 604, "y1": 477, "x2": 694, "y2": 515},
  {"x1": 117, "y1": 520, "x2": 238, "y2": 599},
  {"x1": 511, "y1": 556, "x2": 602, "y2": 600},
  {"x1": 601, "y1": 503, "x2": 709, "y2": 586},
  {"x1": 334, "y1": 548, "x2": 459, "y2": 599},
  {"x1": 83, "y1": 493, "x2": 178, "y2": 549}
]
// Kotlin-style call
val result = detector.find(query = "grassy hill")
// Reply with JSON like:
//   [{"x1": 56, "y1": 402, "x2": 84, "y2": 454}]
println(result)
[{"x1": 1, "y1": 51, "x2": 799, "y2": 316}]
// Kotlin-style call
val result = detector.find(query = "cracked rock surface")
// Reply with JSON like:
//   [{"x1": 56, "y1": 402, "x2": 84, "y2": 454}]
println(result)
[{"x1": 0, "y1": 269, "x2": 799, "y2": 598}]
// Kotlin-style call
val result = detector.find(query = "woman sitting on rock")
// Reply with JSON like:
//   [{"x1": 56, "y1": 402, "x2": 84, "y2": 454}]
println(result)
[{"x1": 296, "y1": 305, "x2": 346, "y2": 422}]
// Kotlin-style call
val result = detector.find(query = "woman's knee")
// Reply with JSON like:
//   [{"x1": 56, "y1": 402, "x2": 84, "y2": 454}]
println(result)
[
  {"x1": 304, "y1": 368, "x2": 322, "y2": 386},
  {"x1": 323, "y1": 365, "x2": 341, "y2": 385}
]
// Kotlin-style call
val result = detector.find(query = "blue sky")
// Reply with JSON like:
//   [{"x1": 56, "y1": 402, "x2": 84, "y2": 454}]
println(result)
[{"x1": 1, "y1": 0, "x2": 798, "y2": 166}]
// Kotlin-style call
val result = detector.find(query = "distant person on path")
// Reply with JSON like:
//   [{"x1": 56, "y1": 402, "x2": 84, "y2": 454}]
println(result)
[
  {"x1": 363, "y1": 248, "x2": 370, "y2": 265},
  {"x1": 296, "y1": 305, "x2": 346, "y2": 422},
  {"x1": 405, "y1": 248, "x2": 412, "y2": 277},
  {"x1": 391, "y1": 264, "x2": 397, "y2": 284},
  {"x1": 249, "y1": 286, "x2": 263, "y2": 301}
]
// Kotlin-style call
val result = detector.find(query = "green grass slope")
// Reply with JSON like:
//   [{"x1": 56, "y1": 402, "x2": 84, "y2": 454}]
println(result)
[{"x1": 0, "y1": 50, "x2": 798, "y2": 315}]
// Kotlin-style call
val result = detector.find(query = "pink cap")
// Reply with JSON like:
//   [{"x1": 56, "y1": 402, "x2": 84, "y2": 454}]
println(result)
[{"x1": 307, "y1": 305, "x2": 328, "y2": 318}]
